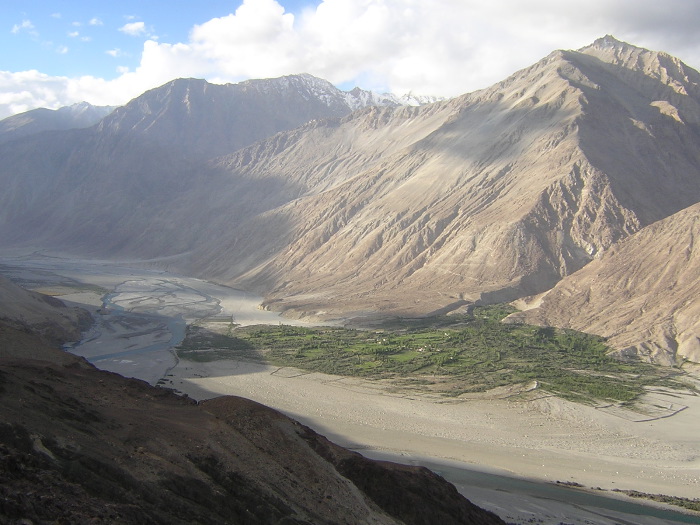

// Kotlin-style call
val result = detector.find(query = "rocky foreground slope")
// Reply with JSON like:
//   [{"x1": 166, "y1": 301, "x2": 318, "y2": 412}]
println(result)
[
  {"x1": 0, "y1": 279, "x2": 503, "y2": 524},
  {"x1": 0, "y1": 275, "x2": 91, "y2": 348}
]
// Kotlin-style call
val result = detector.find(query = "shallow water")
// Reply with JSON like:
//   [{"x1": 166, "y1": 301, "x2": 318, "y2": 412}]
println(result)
[
  {"x1": 364, "y1": 451, "x2": 700, "y2": 525},
  {"x1": 0, "y1": 255, "x2": 298, "y2": 383}
]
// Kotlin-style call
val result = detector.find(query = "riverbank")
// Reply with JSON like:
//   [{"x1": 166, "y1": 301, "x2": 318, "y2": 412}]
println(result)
[
  {"x1": 367, "y1": 451, "x2": 700, "y2": 525},
  {"x1": 0, "y1": 255, "x2": 306, "y2": 384}
]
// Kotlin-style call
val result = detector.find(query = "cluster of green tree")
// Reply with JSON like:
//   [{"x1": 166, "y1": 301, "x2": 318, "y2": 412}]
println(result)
[{"x1": 177, "y1": 305, "x2": 690, "y2": 405}]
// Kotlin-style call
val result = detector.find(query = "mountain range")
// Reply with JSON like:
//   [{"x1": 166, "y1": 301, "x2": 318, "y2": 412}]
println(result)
[{"x1": 1, "y1": 35, "x2": 699, "y2": 364}]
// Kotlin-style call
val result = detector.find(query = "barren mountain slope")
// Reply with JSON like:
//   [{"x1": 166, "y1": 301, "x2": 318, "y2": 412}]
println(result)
[
  {"x1": 0, "y1": 75, "x2": 403, "y2": 258},
  {"x1": 508, "y1": 202, "x2": 700, "y2": 365},
  {"x1": 198, "y1": 37, "x2": 700, "y2": 320}
]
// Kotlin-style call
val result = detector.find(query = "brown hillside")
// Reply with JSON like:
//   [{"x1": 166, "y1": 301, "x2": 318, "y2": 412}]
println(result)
[{"x1": 508, "y1": 202, "x2": 700, "y2": 365}]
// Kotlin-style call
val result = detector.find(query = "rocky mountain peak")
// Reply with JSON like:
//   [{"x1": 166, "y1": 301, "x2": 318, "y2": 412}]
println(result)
[
  {"x1": 238, "y1": 73, "x2": 337, "y2": 99},
  {"x1": 57, "y1": 100, "x2": 115, "y2": 118},
  {"x1": 583, "y1": 34, "x2": 637, "y2": 52},
  {"x1": 577, "y1": 34, "x2": 656, "y2": 65},
  {"x1": 95, "y1": 76, "x2": 363, "y2": 159},
  {"x1": 577, "y1": 35, "x2": 700, "y2": 99}
]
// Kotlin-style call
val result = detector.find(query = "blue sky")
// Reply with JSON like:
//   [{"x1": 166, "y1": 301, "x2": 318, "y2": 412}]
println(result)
[
  {"x1": 2, "y1": 1, "x2": 319, "y2": 79},
  {"x1": 2, "y1": 0, "x2": 700, "y2": 119}
]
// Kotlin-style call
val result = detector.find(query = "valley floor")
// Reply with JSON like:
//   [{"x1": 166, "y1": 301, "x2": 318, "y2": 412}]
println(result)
[{"x1": 2, "y1": 253, "x2": 699, "y2": 524}]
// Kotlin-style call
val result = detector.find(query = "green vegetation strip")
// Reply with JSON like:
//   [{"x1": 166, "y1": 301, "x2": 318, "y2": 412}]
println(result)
[
  {"x1": 612, "y1": 490, "x2": 700, "y2": 512},
  {"x1": 177, "y1": 305, "x2": 690, "y2": 404}
]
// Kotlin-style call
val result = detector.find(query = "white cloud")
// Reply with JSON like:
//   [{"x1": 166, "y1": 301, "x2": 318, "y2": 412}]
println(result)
[
  {"x1": 0, "y1": 71, "x2": 72, "y2": 116},
  {"x1": 89, "y1": 18, "x2": 104, "y2": 26},
  {"x1": 2, "y1": 0, "x2": 700, "y2": 120},
  {"x1": 11, "y1": 20, "x2": 36, "y2": 35},
  {"x1": 68, "y1": 31, "x2": 80, "y2": 38},
  {"x1": 139, "y1": 0, "x2": 700, "y2": 97},
  {"x1": 106, "y1": 48, "x2": 124, "y2": 57},
  {"x1": 56, "y1": 46, "x2": 69, "y2": 55},
  {"x1": 119, "y1": 21, "x2": 147, "y2": 37}
]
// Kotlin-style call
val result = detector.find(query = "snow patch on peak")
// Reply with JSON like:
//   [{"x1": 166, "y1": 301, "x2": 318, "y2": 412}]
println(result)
[
  {"x1": 343, "y1": 88, "x2": 400, "y2": 110},
  {"x1": 396, "y1": 92, "x2": 444, "y2": 106},
  {"x1": 594, "y1": 35, "x2": 625, "y2": 49},
  {"x1": 343, "y1": 87, "x2": 443, "y2": 110},
  {"x1": 238, "y1": 73, "x2": 441, "y2": 111},
  {"x1": 57, "y1": 101, "x2": 115, "y2": 118}
]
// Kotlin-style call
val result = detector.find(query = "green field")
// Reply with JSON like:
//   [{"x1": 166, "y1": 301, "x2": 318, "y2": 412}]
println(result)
[{"x1": 177, "y1": 305, "x2": 692, "y2": 404}]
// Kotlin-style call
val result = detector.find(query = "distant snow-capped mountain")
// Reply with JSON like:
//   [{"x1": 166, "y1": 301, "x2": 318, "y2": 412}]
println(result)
[
  {"x1": 344, "y1": 86, "x2": 443, "y2": 110},
  {"x1": 95, "y1": 74, "x2": 439, "y2": 160},
  {"x1": 0, "y1": 102, "x2": 115, "y2": 144},
  {"x1": 235, "y1": 73, "x2": 441, "y2": 111}
]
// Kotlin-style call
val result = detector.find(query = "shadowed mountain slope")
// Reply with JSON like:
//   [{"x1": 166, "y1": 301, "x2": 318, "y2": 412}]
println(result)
[{"x1": 0, "y1": 75, "x2": 404, "y2": 259}]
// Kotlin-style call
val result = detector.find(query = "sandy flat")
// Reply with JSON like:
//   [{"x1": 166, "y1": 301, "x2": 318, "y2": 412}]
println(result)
[
  {"x1": 165, "y1": 358, "x2": 700, "y2": 504},
  {"x1": 166, "y1": 359, "x2": 700, "y2": 523}
]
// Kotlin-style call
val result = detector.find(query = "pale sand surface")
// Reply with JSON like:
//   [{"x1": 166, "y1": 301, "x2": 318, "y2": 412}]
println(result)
[
  {"x1": 165, "y1": 358, "x2": 700, "y2": 501},
  {"x1": 166, "y1": 360, "x2": 700, "y2": 523}
]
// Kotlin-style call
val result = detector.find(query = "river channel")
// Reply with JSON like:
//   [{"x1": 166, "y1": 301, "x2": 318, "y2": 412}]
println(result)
[{"x1": 0, "y1": 254, "x2": 301, "y2": 384}]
